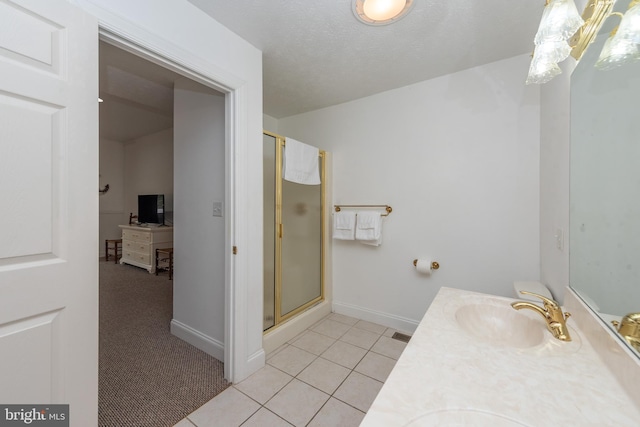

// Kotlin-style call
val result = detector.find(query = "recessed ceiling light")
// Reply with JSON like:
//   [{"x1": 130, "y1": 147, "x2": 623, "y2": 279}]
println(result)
[{"x1": 353, "y1": 0, "x2": 414, "y2": 26}]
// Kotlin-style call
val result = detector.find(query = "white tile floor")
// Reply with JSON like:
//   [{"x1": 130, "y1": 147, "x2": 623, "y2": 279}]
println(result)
[{"x1": 174, "y1": 313, "x2": 410, "y2": 427}]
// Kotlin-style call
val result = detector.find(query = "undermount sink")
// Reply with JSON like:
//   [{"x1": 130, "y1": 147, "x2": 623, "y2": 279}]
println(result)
[
  {"x1": 455, "y1": 303, "x2": 545, "y2": 348},
  {"x1": 403, "y1": 409, "x2": 532, "y2": 426}
]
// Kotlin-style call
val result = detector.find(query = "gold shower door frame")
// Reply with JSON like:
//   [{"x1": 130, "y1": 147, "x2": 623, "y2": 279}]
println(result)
[{"x1": 264, "y1": 131, "x2": 325, "y2": 332}]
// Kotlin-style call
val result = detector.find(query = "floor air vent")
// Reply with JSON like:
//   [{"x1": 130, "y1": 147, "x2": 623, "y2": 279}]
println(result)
[{"x1": 391, "y1": 332, "x2": 411, "y2": 343}]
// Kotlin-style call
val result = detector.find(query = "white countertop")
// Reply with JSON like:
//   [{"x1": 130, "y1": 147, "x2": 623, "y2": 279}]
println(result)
[{"x1": 361, "y1": 287, "x2": 640, "y2": 426}]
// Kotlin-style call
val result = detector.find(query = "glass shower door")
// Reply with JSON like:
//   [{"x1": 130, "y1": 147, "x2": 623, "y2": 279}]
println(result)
[
  {"x1": 263, "y1": 132, "x2": 324, "y2": 331},
  {"x1": 280, "y1": 166, "x2": 323, "y2": 319}
]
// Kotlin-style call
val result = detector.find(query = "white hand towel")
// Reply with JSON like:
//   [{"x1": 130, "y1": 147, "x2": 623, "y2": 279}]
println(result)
[
  {"x1": 355, "y1": 211, "x2": 382, "y2": 246},
  {"x1": 360, "y1": 233, "x2": 383, "y2": 246},
  {"x1": 333, "y1": 211, "x2": 356, "y2": 240},
  {"x1": 283, "y1": 138, "x2": 321, "y2": 185}
]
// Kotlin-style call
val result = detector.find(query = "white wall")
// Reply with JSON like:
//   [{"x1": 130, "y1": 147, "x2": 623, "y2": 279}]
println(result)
[
  {"x1": 263, "y1": 114, "x2": 278, "y2": 134},
  {"x1": 538, "y1": 0, "x2": 587, "y2": 302},
  {"x1": 75, "y1": 0, "x2": 264, "y2": 381},
  {"x1": 278, "y1": 54, "x2": 541, "y2": 331},
  {"x1": 539, "y1": 62, "x2": 574, "y2": 302},
  {"x1": 172, "y1": 79, "x2": 226, "y2": 360},
  {"x1": 123, "y1": 128, "x2": 174, "y2": 220},
  {"x1": 100, "y1": 128, "x2": 173, "y2": 257},
  {"x1": 99, "y1": 138, "x2": 125, "y2": 256},
  {"x1": 540, "y1": 0, "x2": 640, "y2": 315}
]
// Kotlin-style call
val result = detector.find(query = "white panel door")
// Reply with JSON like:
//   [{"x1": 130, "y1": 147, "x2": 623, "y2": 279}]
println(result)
[{"x1": 0, "y1": 0, "x2": 98, "y2": 424}]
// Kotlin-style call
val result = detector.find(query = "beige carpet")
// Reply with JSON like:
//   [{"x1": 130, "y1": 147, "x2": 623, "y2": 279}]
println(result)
[{"x1": 99, "y1": 260, "x2": 230, "y2": 427}]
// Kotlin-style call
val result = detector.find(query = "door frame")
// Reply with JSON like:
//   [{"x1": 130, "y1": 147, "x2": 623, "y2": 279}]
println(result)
[{"x1": 96, "y1": 24, "x2": 246, "y2": 382}]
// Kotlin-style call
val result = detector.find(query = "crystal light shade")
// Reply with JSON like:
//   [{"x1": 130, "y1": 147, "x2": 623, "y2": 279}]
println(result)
[
  {"x1": 537, "y1": 40, "x2": 573, "y2": 63},
  {"x1": 534, "y1": 0, "x2": 585, "y2": 44},
  {"x1": 616, "y1": 2, "x2": 640, "y2": 45},
  {"x1": 595, "y1": 30, "x2": 640, "y2": 70},
  {"x1": 526, "y1": 44, "x2": 564, "y2": 85},
  {"x1": 595, "y1": 2, "x2": 640, "y2": 70},
  {"x1": 526, "y1": 0, "x2": 584, "y2": 84}
]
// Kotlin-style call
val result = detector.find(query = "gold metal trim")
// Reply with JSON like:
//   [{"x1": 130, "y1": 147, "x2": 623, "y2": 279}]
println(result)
[
  {"x1": 274, "y1": 135, "x2": 284, "y2": 326},
  {"x1": 612, "y1": 312, "x2": 640, "y2": 352},
  {"x1": 334, "y1": 204, "x2": 393, "y2": 216},
  {"x1": 511, "y1": 291, "x2": 572, "y2": 341},
  {"x1": 263, "y1": 131, "x2": 326, "y2": 333},
  {"x1": 263, "y1": 130, "x2": 281, "y2": 139},
  {"x1": 570, "y1": 0, "x2": 616, "y2": 60}
]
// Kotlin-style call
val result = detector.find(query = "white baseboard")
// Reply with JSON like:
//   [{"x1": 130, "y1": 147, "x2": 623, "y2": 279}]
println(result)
[
  {"x1": 241, "y1": 349, "x2": 266, "y2": 383},
  {"x1": 170, "y1": 319, "x2": 224, "y2": 361},
  {"x1": 332, "y1": 301, "x2": 419, "y2": 334}
]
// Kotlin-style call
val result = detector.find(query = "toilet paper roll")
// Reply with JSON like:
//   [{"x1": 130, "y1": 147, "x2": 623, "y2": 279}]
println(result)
[{"x1": 415, "y1": 259, "x2": 432, "y2": 275}]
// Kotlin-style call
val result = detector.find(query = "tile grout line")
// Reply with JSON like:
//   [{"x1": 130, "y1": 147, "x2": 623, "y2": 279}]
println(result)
[
  {"x1": 242, "y1": 354, "x2": 367, "y2": 426},
  {"x1": 184, "y1": 314, "x2": 409, "y2": 427},
  {"x1": 263, "y1": 328, "x2": 386, "y2": 422},
  {"x1": 232, "y1": 343, "x2": 373, "y2": 424}
]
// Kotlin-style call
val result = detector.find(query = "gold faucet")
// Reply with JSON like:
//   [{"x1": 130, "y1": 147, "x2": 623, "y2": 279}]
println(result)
[
  {"x1": 511, "y1": 291, "x2": 572, "y2": 342},
  {"x1": 611, "y1": 313, "x2": 640, "y2": 352}
]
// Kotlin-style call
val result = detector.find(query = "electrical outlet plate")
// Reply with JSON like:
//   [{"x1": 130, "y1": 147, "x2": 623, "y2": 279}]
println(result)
[{"x1": 555, "y1": 228, "x2": 564, "y2": 251}]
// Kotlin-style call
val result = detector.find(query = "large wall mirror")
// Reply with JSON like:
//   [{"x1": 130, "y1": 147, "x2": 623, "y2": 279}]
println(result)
[{"x1": 570, "y1": 8, "x2": 640, "y2": 358}]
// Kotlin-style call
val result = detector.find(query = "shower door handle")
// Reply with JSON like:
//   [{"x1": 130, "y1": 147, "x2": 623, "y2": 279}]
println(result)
[{"x1": 279, "y1": 223, "x2": 283, "y2": 238}]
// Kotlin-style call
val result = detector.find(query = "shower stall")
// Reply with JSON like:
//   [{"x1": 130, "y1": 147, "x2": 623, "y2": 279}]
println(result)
[{"x1": 263, "y1": 132, "x2": 326, "y2": 334}]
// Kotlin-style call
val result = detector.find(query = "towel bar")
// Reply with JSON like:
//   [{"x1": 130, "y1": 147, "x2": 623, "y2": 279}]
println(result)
[{"x1": 334, "y1": 204, "x2": 392, "y2": 216}]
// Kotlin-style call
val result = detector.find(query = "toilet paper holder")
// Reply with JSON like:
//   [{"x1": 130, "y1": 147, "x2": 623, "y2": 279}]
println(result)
[{"x1": 413, "y1": 259, "x2": 440, "y2": 270}]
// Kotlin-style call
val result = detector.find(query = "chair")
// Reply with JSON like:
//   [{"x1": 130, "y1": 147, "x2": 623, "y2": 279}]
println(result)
[
  {"x1": 155, "y1": 247, "x2": 174, "y2": 280},
  {"x1": 105, "y1": 239, "x2": 122, "y2": 264}
]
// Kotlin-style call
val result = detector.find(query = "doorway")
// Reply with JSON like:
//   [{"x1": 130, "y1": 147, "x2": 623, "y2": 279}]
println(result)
[{"x1": 98, "y1": 40, "x2": 230, "y2": 425}]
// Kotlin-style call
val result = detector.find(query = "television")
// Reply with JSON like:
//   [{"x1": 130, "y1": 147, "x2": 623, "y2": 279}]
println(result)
[{"x1": 138, "y1": 194, "x2": 165, "y2": 225}]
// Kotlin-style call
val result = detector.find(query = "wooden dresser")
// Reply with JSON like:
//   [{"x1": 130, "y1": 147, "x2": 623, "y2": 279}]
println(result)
[{"x1": 119, "y1": 225, "x2": 173, "y2": 274}]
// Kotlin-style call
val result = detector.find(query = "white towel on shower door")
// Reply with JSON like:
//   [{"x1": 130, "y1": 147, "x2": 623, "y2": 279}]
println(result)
[{"x1": 283, "y1": 138, "x2": 321, "y2": 185}]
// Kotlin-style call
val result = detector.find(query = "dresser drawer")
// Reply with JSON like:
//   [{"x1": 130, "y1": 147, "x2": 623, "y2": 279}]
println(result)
[
  {"x1": 123, "y1": 250, "x2": 150, "y2": 265},
  {"x1": 123, "y1": 240, "x2": 150, "y2": 253},
  {"x1": 122, "y1": 229, "x2": 151, "y2": 243}
]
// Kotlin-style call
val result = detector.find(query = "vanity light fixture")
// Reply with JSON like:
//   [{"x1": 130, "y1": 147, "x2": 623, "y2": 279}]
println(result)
[
  {"x1": 352, "y1": 0, "x2": 414, "y2": 26},
  {"x1": 569, "y1": 0, "x2": 616, "y2": 60},
  {"x1": 526, "y1": 0, "x2": 584, "y2": 84},
  {"x1": 529, "y1": 0, "x2": 640, "y2": 82}
]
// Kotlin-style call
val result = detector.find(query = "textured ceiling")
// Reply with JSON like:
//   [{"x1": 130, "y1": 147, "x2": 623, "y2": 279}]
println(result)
[
  {"x1": 99, "y1": 42, "x2": 180, "y2": 142},
  {"x1": 187, "y1": 0, "x2": 544, "y2": 119}
]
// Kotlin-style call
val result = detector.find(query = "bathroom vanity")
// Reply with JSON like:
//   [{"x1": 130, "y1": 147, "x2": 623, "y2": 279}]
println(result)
[{"x1": 361, "y1": 287, "x2": 640, "y2": 426}]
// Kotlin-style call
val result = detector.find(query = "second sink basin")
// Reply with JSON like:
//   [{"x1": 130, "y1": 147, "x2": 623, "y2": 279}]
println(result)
[{"x1": 455, "y1": 303, "x2": 545, "y2": 348}]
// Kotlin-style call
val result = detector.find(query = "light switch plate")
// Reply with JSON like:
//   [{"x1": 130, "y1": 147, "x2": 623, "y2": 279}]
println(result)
[{"x1": 213, "y1": 201, "x2": 223, "y2": 217}]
